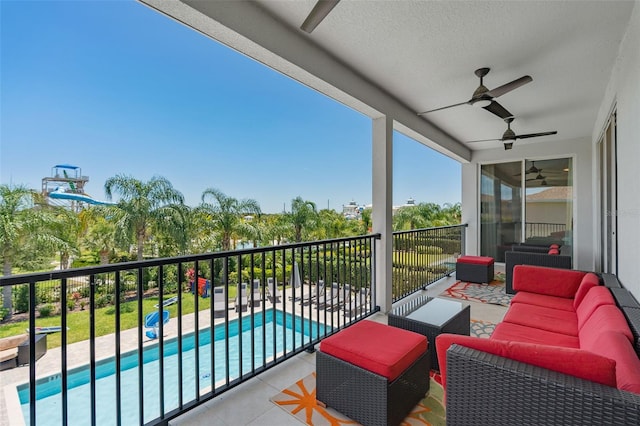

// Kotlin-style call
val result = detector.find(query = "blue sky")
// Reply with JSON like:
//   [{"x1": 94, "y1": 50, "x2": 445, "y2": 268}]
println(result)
[{"x1": 1, "y1": 0, "x2": 460, "y2": 213}]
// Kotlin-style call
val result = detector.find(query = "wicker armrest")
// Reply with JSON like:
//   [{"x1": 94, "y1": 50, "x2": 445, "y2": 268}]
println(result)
[
  {"x1": 445, "y1": 344, "x2": 640, "y2": 426},
  {"x1": 505, "y1": 251, "x2": 572, "y2": 294},
  {"x1": 601, "y1": 272, "x2": 623, "y2": 288}
]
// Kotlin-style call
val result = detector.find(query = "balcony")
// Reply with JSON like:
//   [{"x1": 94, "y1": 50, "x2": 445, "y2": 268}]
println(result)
[
  {"x1": 0, "y1": 226, "x2": 467, "y2": 425},
  {"x1": 2, "y1": 1, "x2": 640, "y2": 424}
]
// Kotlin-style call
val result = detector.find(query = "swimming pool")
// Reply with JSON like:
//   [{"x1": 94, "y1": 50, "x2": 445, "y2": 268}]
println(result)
[{"x1": 18, "y1": 310, "x2": 328, "y2": 425}]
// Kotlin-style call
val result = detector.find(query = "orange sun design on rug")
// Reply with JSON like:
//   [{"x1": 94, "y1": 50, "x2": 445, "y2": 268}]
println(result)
[
  {"x1": 272, "y1": 372, "x2": 359, "y2": 425},
  {"x1": 271, "y1": 371, "x2": 446, "y2": 426}
]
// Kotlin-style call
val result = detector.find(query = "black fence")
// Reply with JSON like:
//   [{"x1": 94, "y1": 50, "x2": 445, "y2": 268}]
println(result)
[
  {"x1": 0, "y1": 235, "x2": 378, "y2": 426},
  {"x1": 392, "y1": 224, "x2": 467, "y2": 301},
  {"x1": 524, "y1": 222, "x2": 567, "y2": 239}
]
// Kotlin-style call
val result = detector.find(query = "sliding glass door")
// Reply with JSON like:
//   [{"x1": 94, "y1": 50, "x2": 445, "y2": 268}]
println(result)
[
  {"x1": 480, "y1": 162, "x2": 522, "y2": 262},
  {"x1": 481, "y1": 158, "x2": 573, "y2": 262},
  {"x1": 524, "y1": 158, "x2": 573, "y2": 257}
]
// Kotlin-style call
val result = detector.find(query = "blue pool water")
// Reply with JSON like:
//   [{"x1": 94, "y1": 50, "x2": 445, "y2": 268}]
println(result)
[{"x1": 19, "y1": 310, "x2": 327, "y2": 425}]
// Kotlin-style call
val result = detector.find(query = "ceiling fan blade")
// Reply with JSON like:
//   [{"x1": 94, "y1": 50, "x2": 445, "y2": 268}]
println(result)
[
  {"x1": 300, "y1": 0, "x2": 340, "y2": 33},
  {"x1": 516, "y1": 131, "x2": 558, "y2": 140},
  {"x1": 465, "y1": 138, "x2": 502, "y2": 143},
  {"x1": 482, "y1": 101, "x2": 513, "y2": 119},
  {"x1": 485, "y1": 75, "x2": 533, "y2": 98},
  {"x1": 417, "y1": 100, "x2": 470, "y2": 115}
]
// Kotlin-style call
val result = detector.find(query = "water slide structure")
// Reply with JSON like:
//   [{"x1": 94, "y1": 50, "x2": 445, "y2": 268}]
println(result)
[
  {"x1": 42, "y1": 164, "x2": 114, "y2": 208},
  {"x1": 48, "y1": 187, "x2": 113, "y2": 206}
]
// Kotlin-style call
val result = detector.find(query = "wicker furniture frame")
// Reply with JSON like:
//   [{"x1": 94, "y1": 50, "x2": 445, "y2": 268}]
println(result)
[
  {"x1": 505, "y1": 250, "x2": 572, "y2": 294},
  {"x1": 445, "y1": 344, "x2": 640, "y2": 426},
  {"x1": 316, "y1": 349, "x2": 430, "y2": 426},
  {"x1": 388, "y1": 296, "x2": 470, "y2": 371},
  {"x1": 17, "y1": 333, "x2": 47, "y2": 366},
  {"x1": 456, "y1": 258, "x2": 494, "y2": 284}
]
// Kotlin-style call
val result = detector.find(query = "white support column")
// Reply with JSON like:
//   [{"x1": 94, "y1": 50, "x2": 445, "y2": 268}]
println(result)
[{"x1": 372, "y1": 116, "x2": 393, "y2": 313}]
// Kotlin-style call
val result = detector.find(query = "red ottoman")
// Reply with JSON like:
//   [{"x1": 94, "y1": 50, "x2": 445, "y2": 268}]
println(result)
[
  {"x1": 316, "y1": 320, "x2": 429, "y2": 426},
  {"x1": 456, "y1": 255, "x2": 495, "y2": 284}
]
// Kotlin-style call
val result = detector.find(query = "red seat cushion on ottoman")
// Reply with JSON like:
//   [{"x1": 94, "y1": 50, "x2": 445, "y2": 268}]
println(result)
[
  {"x1": 320, "y1": 320, "x2": 427, "y2": 381},
  {"x1": 457, "y1": 255, "x2": 494, "y2": 266}
]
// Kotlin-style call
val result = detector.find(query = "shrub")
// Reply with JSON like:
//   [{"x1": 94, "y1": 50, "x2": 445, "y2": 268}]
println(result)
[
  {"x1": 417, "y1": 245, "x2": 443, "y2": 255},
  {"x1": 67, "y1": 299, "x2": 75, "y2": 311},
  {"x1": 95, "y1": 294, "x2": 113, "y2": 309},
  {"x1": 0, "y1": 307, "x2": 9, "y2": 320},
  {"x1": 38, "y1": 304, "x2": 55, "y2": 317},
  {"x1": 14, "y1": 285, "x2": 29, "y2": 313}
]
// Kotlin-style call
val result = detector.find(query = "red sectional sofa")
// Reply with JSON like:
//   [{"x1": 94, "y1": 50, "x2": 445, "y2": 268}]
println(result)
[{"x1": 436, "y1": 265, "x2": 640, "y2": 425}]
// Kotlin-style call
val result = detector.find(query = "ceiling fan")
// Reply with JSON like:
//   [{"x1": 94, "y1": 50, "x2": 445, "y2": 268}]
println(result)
[
  {"x1": 300, "y1": 0, "x2": 340, "y2": 33},
  {"x1": 417, "y1": 68, "x2": 532, "y2": 119},
  {"x1": 526, "y1": 172, "x2": 547, "y2": 182},
  {"x1": 466, "y1": 117, "x2": 558, "y2": 150},
  {"x1": 514, "y1": 161, "x2": 542, "y2": 176},
  {"x1": 525, "y1": 161, "x2": 541, "y2": 174}
]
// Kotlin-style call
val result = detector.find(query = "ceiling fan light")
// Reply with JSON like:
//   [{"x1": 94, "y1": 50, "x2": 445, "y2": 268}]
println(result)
[
  {"x1": 474, "y1": 99, "x2": 493, "y2": 108},
  {"x1": 504, "y1": 141, "x2": 514, "y2": 150}
]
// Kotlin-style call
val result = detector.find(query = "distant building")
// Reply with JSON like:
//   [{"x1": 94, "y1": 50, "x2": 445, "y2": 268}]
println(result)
[
  {"x1": 342, "y1": 200, "x2": 365, "y2": 219},
  {"x1": 392, "y1": 197, "x2": 417, "y2": 214}
]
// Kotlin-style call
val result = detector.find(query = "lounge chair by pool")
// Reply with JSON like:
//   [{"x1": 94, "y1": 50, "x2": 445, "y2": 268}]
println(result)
[
  {"x1": 235, "y1": 283, "x2": 249, "y2": 312},
  {"x1": 267, "y1": 278, "x2": 281, "y2": 303},
  {"x1": 213, "y1": 287, "x2": 227, "y2": 317}
]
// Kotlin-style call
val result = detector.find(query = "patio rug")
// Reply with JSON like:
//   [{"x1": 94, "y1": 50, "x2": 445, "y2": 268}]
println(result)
[
  {"x1": 441, "y1": 274, "x2": 512, "y2": 307},
  {"x1": 270, "y1": 322, "x2": 495, "y2": 425},
  {"x1": 270, "y1": 370, "x2": 446, "y2": 426}
]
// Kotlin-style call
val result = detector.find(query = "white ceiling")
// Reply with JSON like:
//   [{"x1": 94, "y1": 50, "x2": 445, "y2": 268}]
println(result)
[{"x1": 144, "y1": 0, "x2": 635, "y2": 153}]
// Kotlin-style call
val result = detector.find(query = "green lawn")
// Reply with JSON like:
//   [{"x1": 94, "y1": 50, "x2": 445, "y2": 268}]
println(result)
[{"x1": 0, "y1": 289, "x2": 238, "y2": 349}]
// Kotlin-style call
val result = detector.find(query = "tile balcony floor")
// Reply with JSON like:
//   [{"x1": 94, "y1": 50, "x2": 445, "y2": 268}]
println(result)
[
  {"x1": 0, "y1": 266, "x2": 508, "y2": 426},
  {"x1": 171, "y1": 266, "x2": 508, "y2": 426}
]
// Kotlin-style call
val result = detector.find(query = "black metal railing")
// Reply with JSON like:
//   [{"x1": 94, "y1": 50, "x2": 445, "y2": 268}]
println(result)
[
  {"x1": 392, "y1": 224, "x2": 466, "y2": 301},
  {"x1": 0, "y1": 234, "x2": 379, "y2": 426},
  {"x1": 524, "y1": 222, "x2": 567, "y2": 239}
]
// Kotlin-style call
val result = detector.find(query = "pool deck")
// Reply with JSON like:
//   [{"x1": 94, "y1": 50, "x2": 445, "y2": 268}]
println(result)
[{"x1": 0, "y1": 268, "x2": 508, "y2": 425}]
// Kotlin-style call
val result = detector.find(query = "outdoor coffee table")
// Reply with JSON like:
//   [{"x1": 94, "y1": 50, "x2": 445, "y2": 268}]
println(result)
[{"x1": 388, "y1": 295, "x2": 470, "y2": 371}]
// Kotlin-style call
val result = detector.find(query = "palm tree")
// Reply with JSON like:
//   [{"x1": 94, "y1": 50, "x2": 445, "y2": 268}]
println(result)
[
  {"x1": 315, "y1": 209, "x2": 349, "y2": 239},
  {"x1": 360, "y1": 208, "x2": 373, "y2": 234},
  {"x1": 288, "y1": 197, "x2": 318, "y2": 242},
  {"x1": 393, "y1": 205, "x2": 428, "y2": 231},
  {"x1": 263, "y1": 214, "x2": 289, "y2": 246},
  {"x1": 104, "y1": 175, "x2": 185, "y2": 260},
  {"x1": 198, "y1": 188, "x2": 261, "y2": 251},
  {"x1": 51, "y1": 207, "x2": 85, "y2": 269},
  {"x1": 441, "y1": 202, "x2": 462, "y2": 224},
  {"x1": 83, "y1": 211, "x2": 119, "y2": 264},
  {"x1": 0, "y1": 184, "x2": 63, "y2": 316}
]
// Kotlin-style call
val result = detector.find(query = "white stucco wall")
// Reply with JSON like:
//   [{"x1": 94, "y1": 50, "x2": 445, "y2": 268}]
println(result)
[
  {"x1": 594, "y1": 3, "x2": 640, "y2": 297},
  {"x1": 461, "y1": 136, "x2": 593, "y2": 271}
]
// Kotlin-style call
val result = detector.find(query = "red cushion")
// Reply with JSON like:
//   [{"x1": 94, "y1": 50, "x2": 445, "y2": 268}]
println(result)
[
  {"x1": 547, "y1": 248, "x2": 560, "y2": 255},
  {"x1": 549, "y1": 244, "x2": 560, "y2": 249},
  {"x1": 580, "y1": 305, "x2": 634, "y2": 347},
  {"x1": 511, "y1": 292, "x2": 575, "y2": 312},
  {"x1": 503, "y1": 303, "x2": 578, "y2": 336},
  {"x1": 573, "y1": 273, "x2": 601, "y2": 309},
  {"x1": 320, "y1": 320, "x2": 427, "y2": 381},
  {"x1": 491, "y1": 322, "x2": 580, "y2": 348},
  {"x1": 590, "y1": 331, "x2": 640, "y2": 394},
  {"x1": 512, "y1": 265, "x2": 586, "y2": 298},
  {"x1": 576, "y1": 286, "x2": 616, "y2": 330},
  {"x1": 436, "y1": 334, "x2": 617, "y2": 389},
  {"x1": 456, "y1": 255, "x2": 494, "y2": 266}
]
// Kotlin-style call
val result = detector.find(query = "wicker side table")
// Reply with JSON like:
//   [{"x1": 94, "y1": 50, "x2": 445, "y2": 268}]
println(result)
[{"x1": 389, "y1": 297, "x2": 470, "y2": 371}]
